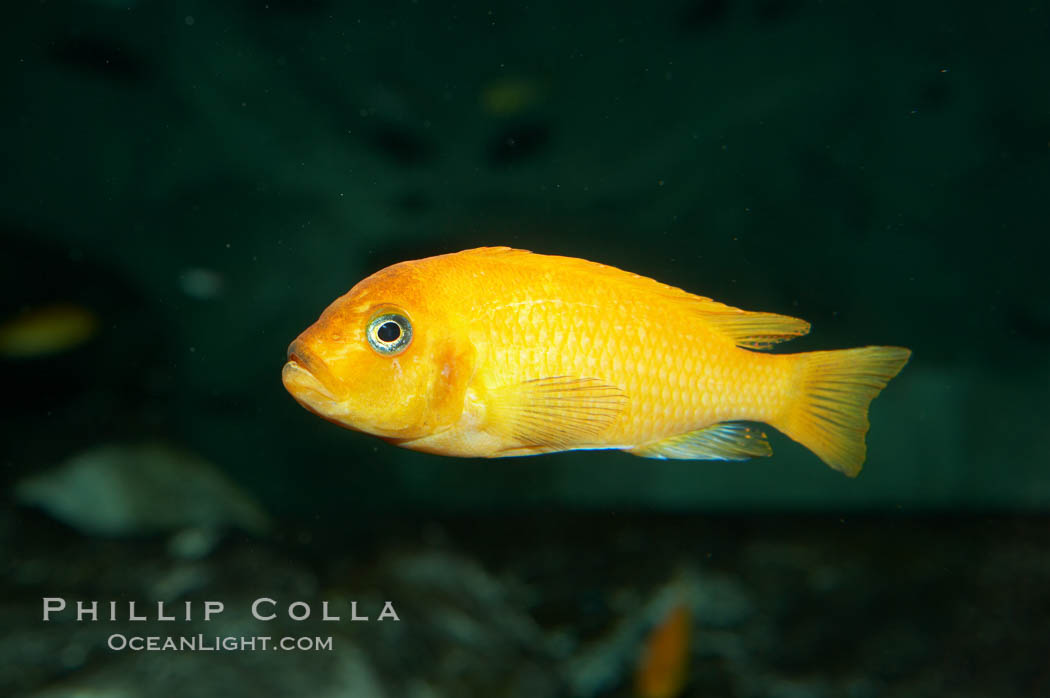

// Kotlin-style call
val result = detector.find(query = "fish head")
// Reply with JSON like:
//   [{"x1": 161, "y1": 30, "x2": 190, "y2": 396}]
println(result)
[{"x1": 282, "y1": 260, "x2": 474, "y2": 441}]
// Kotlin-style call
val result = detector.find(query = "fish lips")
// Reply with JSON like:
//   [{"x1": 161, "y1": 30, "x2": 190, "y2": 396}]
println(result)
[{"x1": 282, "y1": 340, "x2": 342, "y2": 416}]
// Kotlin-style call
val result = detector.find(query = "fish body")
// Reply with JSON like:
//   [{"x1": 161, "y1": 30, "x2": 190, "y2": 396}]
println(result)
[{"x1": 282, "y1": 248, "x2": 910, "y2": 475}]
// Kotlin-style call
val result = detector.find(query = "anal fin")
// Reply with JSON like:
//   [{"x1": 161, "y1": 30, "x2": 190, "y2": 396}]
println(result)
[{"x1": 628, "y1": 422, "x2": 772, "y2": 461}]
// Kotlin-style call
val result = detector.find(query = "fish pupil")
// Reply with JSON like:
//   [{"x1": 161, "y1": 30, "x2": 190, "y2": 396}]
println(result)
[{"x1": 377, "y1": 321, "x2": 401, "y2": 343}]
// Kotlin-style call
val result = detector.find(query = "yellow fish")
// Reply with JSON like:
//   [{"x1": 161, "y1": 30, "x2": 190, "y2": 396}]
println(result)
[
  {"x1": 282, "y1": 248, "x2": 910, "y2": 475},
  {"x1": 479, "y1": 76, "x2": 545, "y2": 116},
  {"x1": 0, "y1": 303, "x2": 98, "y2": 359},
  {"x1": 635, "y1": 602, "x2": 692, "y2": 698}
]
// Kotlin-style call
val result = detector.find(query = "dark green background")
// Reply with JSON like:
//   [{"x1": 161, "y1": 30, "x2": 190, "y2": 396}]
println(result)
[
  {"x1": 2, "y1": 1, "x2": 1048, "y2": 513},
  {"x1": 3, "y1": 3, "x2": 1050, "y2": 698}
]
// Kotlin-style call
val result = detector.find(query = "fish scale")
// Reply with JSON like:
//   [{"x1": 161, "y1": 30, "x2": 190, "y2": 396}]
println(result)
[{"x1": 473, "y1": 263, "x2": 779, "y2": 446}]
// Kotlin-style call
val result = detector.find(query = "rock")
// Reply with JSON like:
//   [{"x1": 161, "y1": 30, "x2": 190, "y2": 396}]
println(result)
[{"x1": 15, "y1": 443, "x2": 269, "y2": 537}]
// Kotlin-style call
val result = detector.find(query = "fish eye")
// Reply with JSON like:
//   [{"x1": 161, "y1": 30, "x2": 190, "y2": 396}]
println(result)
[
  {"x1": 366, "y1": 312, "x2": 412, "y2": 356},
  {"x1": 377, "y1": 321, "x2": 400, "y2": 342}
]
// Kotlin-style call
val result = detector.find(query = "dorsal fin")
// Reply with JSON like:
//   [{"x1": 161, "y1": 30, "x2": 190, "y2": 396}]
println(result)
[
  {"x1": 682, "y1": 300, "x2": 810, "y2": 350},
  {"x1": 453, "y1": 247, "x2": 810, "y2": 350}
]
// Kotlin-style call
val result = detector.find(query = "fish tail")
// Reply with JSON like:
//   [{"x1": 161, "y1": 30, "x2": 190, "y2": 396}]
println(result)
[{"x1": 772, "y1": 346, "x2": 911, "y2": 476}]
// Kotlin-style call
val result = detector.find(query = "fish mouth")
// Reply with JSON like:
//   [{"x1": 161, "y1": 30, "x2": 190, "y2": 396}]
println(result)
[{"x1": 282, "y1": 340, "x2": 339, "y2": 408}]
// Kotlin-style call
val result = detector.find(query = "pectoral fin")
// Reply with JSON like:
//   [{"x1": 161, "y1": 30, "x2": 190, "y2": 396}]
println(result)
[
  {"x1": 487, "y1": 376, "x2": 627, "y2": 449},
  {"x1": 628, "y1": 422, "x2": 772, "y2": 460}
]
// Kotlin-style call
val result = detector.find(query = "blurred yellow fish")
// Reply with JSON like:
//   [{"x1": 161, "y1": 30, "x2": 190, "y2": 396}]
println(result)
[
  {"x1": 479, "y1": 76, "x2": 545, "y2": 116},
  {"x1": 636, "y1": 602, "x2": 692, "y2": 698},
  {"x1": 0, "y1": 303, "x2": 98, "y2": 358},
  {"x1": 283, "y1": 248, "x2": 910, "y2": 475}
]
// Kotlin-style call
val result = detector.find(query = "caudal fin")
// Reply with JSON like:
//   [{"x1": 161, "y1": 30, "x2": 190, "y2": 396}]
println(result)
[{"x1": 773, "y1": 346, "x2": 911, "y2": 476}]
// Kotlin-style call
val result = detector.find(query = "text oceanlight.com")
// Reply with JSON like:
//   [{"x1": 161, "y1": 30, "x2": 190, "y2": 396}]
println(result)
[
  {"x1": 42, "y1": 597, "x2": 400, "y2": 652},
  {"x1": 107, "y1": 634, "x2": 334, "y2": 652}
]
